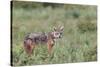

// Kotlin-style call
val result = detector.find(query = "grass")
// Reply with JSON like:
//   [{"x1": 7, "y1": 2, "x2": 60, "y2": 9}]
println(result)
[{"x1": 12, "y1": 4, "x2": 97, "y2": 66}]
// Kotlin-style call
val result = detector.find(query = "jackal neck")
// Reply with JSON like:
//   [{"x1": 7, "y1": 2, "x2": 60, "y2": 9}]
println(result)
[{"x1": 47, "y1": 32, "x2": 55, "y2": 40}]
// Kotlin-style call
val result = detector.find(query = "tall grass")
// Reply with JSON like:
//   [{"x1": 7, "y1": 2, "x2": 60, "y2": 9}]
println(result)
[{"x1": 12, "y1": 3, "x2": 97, "y2": 66}]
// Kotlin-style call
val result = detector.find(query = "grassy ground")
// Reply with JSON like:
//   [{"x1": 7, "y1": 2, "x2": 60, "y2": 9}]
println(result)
[{"x1": 12, "y1": 3, "x2": 97, "y2": 66}]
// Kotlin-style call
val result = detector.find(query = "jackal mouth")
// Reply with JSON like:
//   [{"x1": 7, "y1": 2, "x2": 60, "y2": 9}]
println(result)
[{"x1": 54, "y1": 35, "x2": 62, "y2": 39}]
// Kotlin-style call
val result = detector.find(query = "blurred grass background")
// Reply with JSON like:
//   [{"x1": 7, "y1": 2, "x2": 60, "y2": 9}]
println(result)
[{"x1": 11, "y1": 1, "x2": 97, "y2": 66}]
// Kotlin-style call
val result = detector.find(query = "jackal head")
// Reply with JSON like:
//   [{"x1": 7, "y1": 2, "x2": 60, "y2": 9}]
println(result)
[{"x1": 52, "y1": 26, "x2": 64, "y2": 39}]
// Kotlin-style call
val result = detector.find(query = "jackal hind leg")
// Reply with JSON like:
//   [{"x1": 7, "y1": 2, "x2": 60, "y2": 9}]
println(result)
[{"x1": 24, "y1": 39, "x2": 35, "y2": 56}]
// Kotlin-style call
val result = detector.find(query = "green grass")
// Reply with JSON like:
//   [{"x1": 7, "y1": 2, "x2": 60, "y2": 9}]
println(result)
[{"x1": 12, "y1": 5, "x2": 97, "y2": 66}]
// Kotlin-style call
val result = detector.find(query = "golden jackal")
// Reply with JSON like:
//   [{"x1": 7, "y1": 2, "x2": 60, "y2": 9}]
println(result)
[{"x1": 24, "y1": 26, "x2": 64, "y2": 55}]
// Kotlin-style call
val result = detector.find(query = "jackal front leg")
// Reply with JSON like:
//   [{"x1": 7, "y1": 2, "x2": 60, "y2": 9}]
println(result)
[{"x1": 47, "y1": 40, "x2": 54, "y2": 54}]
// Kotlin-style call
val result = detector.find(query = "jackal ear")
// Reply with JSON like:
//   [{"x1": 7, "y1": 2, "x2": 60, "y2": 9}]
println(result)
[
  {"x1": 54, "y1": 27, "x2": 57, "y2": 31},
  {"x1": 60, "y1": 26, "x2": 64, "y2": 31}
]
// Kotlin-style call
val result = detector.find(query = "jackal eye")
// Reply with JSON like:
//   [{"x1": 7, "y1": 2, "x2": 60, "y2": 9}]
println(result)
[
  {"x1": 60, "y1": 32, "x2": 62, "y2": 35},
  {"x1": 55, "y1": 33, "x2": 59, "y2": 35}
]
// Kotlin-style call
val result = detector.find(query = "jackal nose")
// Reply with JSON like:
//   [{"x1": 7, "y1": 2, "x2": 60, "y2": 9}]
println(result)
[{"x1": 59, "y1": 36, "x2": 62, "y2": 38}]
